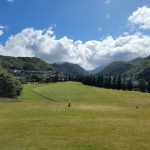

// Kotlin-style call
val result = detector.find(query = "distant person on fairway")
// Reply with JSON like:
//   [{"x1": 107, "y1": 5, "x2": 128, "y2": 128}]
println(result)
[{"x1": 68, "y1": 102, "x2": 71, "y2": 107}]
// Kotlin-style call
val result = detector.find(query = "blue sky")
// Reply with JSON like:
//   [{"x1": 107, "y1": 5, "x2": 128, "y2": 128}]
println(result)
[
  {"x1": 1, "y1": 0, "x2": 149, "y2": 41},
  {"x1": 0, "y1": 0, "x2": 150, "y2": 69}
]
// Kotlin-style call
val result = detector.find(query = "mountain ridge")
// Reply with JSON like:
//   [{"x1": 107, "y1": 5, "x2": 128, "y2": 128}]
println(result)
[
  {"x1": 89, "y1": 65, "x2": 106, "y2": 74},
  {"x1": 0, "y1": 55, "x2": 89, "y2": 76},
  {"x1": 100, "y1": 56, "x2": 150, "y2": 81},
  {"x1": 53, "y1": 62, "x2": 90, "y2": 76},
  {"x1": 0, "y1": 55, "x2": 54, "y2": 71}
]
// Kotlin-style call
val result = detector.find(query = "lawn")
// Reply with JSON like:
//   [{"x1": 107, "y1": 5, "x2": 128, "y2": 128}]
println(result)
[{"x1": 0, "y1": 81, "x2": 150, "y2": 150}]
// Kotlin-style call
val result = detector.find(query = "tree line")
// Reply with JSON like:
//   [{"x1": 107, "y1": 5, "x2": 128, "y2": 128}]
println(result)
[
  {"x1": 16, "y1": 71, "x2": 150, "y2": 94},
  {"x1": 68, "y1": 74, "x2": 150, "y2": 93}
]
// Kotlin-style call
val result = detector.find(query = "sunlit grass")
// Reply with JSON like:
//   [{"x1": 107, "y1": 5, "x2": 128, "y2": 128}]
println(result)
[{"x1": 0, "y1": 82, "x2": 150, "y2": 150}]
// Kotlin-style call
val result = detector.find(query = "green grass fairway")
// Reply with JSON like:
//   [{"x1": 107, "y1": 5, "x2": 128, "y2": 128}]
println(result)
[{"x1": 0, "y1": 82, "x2": 150, "y2": 150}]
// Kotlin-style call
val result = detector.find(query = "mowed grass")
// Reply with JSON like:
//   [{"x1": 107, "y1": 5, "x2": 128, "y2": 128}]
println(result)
[{"x1": 0, "y1": 82, "x2": 150, "y2": 150}]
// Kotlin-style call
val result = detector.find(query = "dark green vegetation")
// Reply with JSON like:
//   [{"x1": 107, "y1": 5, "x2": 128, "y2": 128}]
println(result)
[
  {"x1": 101, "y1": 61, "x2": 134, "y2": 75},
  {"x1": 69, "y1": 72, "x2": 148, "y2": 93},
  {"x1": 101, "y1": 58, "x2": 143, "y2": 75},
  {"x1": 0, "y1": 55, "x2": 54, "y2": 71},
  {"x1": 100, "y1": 56, "x2": 150, "y2": 81},
  {"x1": 1, "y1": 55, "x2": 150, "y2": 80},
  {"x1": 53, "y1": 62, "x2": 89, "y2": 75},
  {"x1": 0, "y1": 55, "x2": 90, "y2": 84},
  {"x1": 0, "y1": 55, "x2": 89, "y2": 76},
  {"x1": 0, "y1": 70, "x2": 22, "y2": 98},
  {"x1": 0, "y1": 82, "x2": 150, "y2": 150},
  {"x1": 77, "y1": 74, "x2": 149, "y2": 93},
  {"x1": 128, "y1": 56, "x2": 150, "y2": 81}
]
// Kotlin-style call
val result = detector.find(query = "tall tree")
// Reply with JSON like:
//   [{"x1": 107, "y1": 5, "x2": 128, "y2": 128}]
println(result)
[
  {"x1": 54, "y1": 72, "x2": 59, "y2": 82},
  {"x1": 147, "y1": 81, "x2": 150, "y2": 93},
  {"x1": 139, "y1": 80, "x2": 146, "y2": 92},
  {"x1": 97, "y1": 75, "x2": 101, "y2": 87},
  {"x1": 108, "y1": 75, "x2": 112, "y2": 89},
  {"x1": 103, "y1": 75, "x2": 109, "y2": 88},
  {"x1": 99, "y1": 75, "x2": 104, "y2": 87},
  {"x1": 112, "y1": 75, "x2": 117, "y2": 89},
  {"x1": 116, "y1": 75, "x2": 122, "y2": 90},
  {"x1": 126, "y1": 79, "x2": 133, "y2": 91}
]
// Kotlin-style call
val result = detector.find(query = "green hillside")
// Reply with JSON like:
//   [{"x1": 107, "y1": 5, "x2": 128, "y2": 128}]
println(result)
[
  {"x1": 127, "y1": 56, "x2": 150, "y2": 80},
  {"x1": 0, "y1": 55, "x2": 54, "y2": 71},
  {"x1": 100, "y1": 56, "x2": 150, "y2": 81},
  {"x1": 0, "y1": 55, "x2": 90, "y2": 76},
  {"x1": 53, "y1": 62, "x2": 89, "y2": 75},
  {"x1": 101, "y1": 61, "x2": 134, "y2": 75}
]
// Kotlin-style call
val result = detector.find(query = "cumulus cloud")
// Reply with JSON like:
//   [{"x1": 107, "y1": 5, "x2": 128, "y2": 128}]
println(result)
[
  {"x1": 128, "y1": 6, "x2": 150, "y2": 30},
  {"x1": 0, "y1": 31, "x2": 4, "y2": 36},
  {"x1": 0, "y1": 25, "x2": 5, "y2": 36},
  {"x1": 0, "y1": 27, "x2": 150, "y2": 70}
]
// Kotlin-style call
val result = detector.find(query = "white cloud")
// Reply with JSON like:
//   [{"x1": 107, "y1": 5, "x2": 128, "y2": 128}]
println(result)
[
  {"x1": 0, "y1": 25, "x2": 5, "y2": 30},
  {"x1": 98, "y1": 27, "x2": 102, "y2": 32},
  {"x1": 128, "y1": 6, "x2": 150, "y2": 30},
  {"x1": 0, "y1": 30, "x2": 4, "y2": 36},
  {"x1": 0, "y1": 27, "x2": 150, "y2": 70},
  {"x1": 106, "y1": 14, "x2": 110, "y2": 20},
  {"x1": 0, "y1": 25, "x2": 5, "y2": 36},
  {"x1": 105, "y1": 0, "x2": 111, "y2": 5},
  {"x1": 6, "y1": 0, "x2": 14, "y2": 2}
]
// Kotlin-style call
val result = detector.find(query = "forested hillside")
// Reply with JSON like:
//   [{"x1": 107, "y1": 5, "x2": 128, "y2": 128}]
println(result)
[
  {"x1": 0, "y1": 55, "x2": 54, "y2": 71},
  {"x1": 53, "y1": 62, "x2": 89, "y2": 76},
  {"x1": 100, "y1": 56, "x2": 150, "y2": 81}
]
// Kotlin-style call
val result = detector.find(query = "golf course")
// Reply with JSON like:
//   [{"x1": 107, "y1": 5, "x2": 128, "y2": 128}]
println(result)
[{"x1": 0, "y1": 81, "x2": 150, "y2": 150}]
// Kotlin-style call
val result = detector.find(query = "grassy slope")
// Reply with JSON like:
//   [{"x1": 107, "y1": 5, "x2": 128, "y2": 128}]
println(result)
[
  {"x1": 0, "y1": 82, "x2": 150, "y2": 150},
  {"x1": 33, "y1": 82, "x2": 150, "y2": 105}
]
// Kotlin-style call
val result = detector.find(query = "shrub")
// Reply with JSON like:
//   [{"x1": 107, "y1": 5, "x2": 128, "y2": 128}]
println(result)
[{"x1": 0, "y1": 70, "x2": 22, "y2": 98}]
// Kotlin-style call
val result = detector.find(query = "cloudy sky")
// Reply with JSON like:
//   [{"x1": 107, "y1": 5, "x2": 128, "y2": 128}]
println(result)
[{"x1": 0, "y1": 0, "x2": 150, "y2": 70}]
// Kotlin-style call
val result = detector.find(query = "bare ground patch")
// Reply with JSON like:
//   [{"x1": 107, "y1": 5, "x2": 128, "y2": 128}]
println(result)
[
  {"x1": 76, "y1": 104, "x2": 122, "y2": 111},
  {"x1": 0, "y1": 99, "x2": 20, "y2": 103}
]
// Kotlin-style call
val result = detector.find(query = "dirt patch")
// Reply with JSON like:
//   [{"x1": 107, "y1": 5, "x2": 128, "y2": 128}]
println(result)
[
  {"x1": 76, "y1": 104, "x2": 121, "y2": 111},
  {"x1": 0, "y1": 100, "x2": 20, "y2": 103}
]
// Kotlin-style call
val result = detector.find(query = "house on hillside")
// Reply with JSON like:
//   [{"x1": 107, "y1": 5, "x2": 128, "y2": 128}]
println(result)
[{"x1": 8, "y1": 69, "x2": 69, "y2": 83}]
